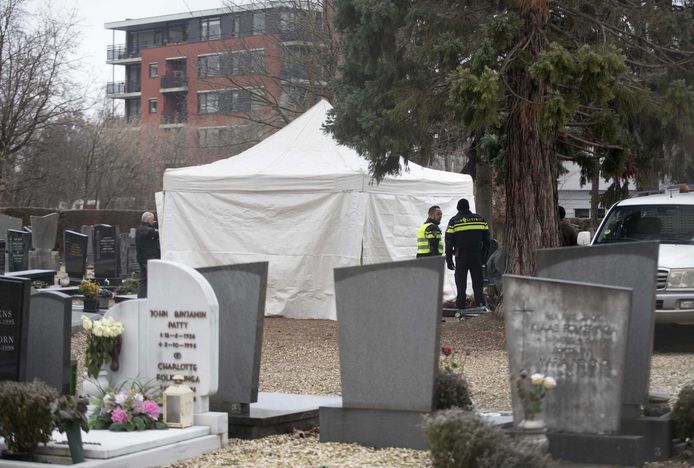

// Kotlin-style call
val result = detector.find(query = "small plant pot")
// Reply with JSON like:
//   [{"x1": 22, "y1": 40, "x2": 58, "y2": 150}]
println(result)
[
  {"x1": 83, "y1": 298, "x2": 98, "y2": 313},
  {"x1": 99, "y1": 296, "x2": 110, "y2": 309},
  {"x1": 517, "y1": 419, "x2": 549, "y2": 454}
]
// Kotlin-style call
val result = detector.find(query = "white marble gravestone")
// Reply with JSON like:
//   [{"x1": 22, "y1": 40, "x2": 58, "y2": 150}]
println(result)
[{"x1": 102, "y1": 260, "x2": 219, "y2": 414}]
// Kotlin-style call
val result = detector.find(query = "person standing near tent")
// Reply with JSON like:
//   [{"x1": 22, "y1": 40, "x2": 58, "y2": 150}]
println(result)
[
  {"x1": 136, "y1": 211, "x2": 161, "y2": 298},
  {"x1": 416, "y1": 206, "x2": 444, "y2": 257},
  {"x1": 445, "y1": 198, "x2": 490, "y2": 310}
]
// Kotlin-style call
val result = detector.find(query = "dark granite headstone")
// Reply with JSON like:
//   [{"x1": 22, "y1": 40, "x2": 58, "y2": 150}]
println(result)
[
  {"x1": 80, "y1": 225, "x2": 94, "y2": 267},
  {"x1": 198, "y1": 262, "x2": 268, "y2": 413},
  {"x1": 7, "y1": 229, "x2": 30, "y2": 272},
  {"x1": 0, "y1": 275, "x2": 31, "y2": 381},
  {"x1": 25, "y1": 291, "x2": 71, "y2": 393},
  {"x1": 537, "y1": 242, "x2": 658, "y2": 414},
  {"x1": 64, "y1": 230, "x2": 88, "y2": 281},
  {"x1": 0, "y1": 240, "x2": 5, "y2": 274},
  {"x1": 0, "y1": 214, "x2": 22, "y2": 240},
  {"x1": 504, "y1": 275, "x2": 632, "y2": 434},
  {"x1": 93, "y1": 224, "x2": 120, "y2": 280},
  {"x1": 320, "y1": 257, "x2": 444, "y2": 449},
  {"x1": 119, "y1": 233, "x2": 130, "y2": 276}
]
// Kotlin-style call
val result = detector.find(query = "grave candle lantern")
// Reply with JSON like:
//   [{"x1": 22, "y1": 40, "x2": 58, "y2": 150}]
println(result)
[{"x1": 163, "y1": 375, "x2": 194, "y2": 428}]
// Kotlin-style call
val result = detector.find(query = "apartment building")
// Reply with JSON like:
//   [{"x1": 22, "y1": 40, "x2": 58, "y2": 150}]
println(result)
[{"x1": 105, "y1": 2, "x2": 331, "y2": 165}]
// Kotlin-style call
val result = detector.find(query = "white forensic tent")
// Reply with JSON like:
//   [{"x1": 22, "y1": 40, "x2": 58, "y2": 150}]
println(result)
[{"x1": 161, "y1": 100, "x2": 475, "y2": 319}]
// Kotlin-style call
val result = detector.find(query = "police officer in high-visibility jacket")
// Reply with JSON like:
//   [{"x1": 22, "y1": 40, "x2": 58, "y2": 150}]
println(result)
[
  {"x1": 416, "y1": 206, "x2": 444, "y2": 257},
  {"x1": 445, "y1": 198, "x2": 490, "y2": 309}
]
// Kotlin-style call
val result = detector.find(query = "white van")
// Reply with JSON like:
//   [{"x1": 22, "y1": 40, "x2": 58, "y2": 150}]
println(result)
[{"x1": 586, "y1": 187, "x2": 694, "y2": 324}]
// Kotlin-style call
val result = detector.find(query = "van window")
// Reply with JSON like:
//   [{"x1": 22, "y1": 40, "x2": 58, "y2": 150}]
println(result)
[{"x1": 595, "y1": 204, "x2": 694, "y2": 244}]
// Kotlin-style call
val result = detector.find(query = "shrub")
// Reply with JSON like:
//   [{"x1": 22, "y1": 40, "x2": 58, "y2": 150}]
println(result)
[
  {"x1": 424, "y1": 410, "x2": 506, "y2": 468},
  {"x1": 673, "y1": 385, "x2": 694, "y2": 441},
  {"x1": 0, "y1": 380, "x2": 59, "y2": 454},
  {"x1": 424, "y1": 409, "x2": 555, "y2": 468},
  {"x1": 115, "y1": 277, "x2": 139, "y2": 295},
  {"x1": 78, "y1": 280, "x2": 100, "y2": 299},
  {"x1": 436, "y1": 369, "x2": 473, "y2": 410}
]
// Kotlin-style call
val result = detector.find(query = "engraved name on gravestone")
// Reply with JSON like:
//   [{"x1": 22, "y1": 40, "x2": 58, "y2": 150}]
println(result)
[
  {"x1": 7, "y1": 229, "x2": 30, "y2": 272},
  {"x1": 0, "y1": 276, "x2": 31, "y2": 381},
  {"x1": 25, "y1": 291, "x2": 71, "y2": 394},
  {"x1": 198, "y1": 262, "x2": 268, "y2": 412},
  {"x1": 0, "y1": 214, "x2": 22, "y2": 240},
  {"x1": 93, "y1": 224, "x2": 120, "y2": 280},
  {"x1": 64, "y1": 230, "x2": 88, "y2": 280},
  {"x1": 104, "y1": 260, "x2": 219, "y2": 414},
  {"x1": 537, "y1": 242, "x2": 658, "y2": 414},
  {"x1": 504, "y1": 275, "x2": 632, "y2": 434}
]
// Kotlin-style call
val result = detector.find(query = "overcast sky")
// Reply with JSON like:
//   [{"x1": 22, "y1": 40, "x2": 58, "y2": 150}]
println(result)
[{"x1": 29, "y1": 0, "x2": 228, "y2": 110}]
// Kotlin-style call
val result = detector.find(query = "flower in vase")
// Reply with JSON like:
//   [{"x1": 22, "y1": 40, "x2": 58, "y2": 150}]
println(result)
[{"x1": 111, "y1": 407, "x2": 129, "y2": 424}]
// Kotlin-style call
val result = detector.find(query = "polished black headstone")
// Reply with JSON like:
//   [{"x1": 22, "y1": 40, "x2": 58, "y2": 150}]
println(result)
[
  {"x1": 0, "y1": 276, "x2": 31, "y2": 381},
  {"x1": 7, "y1": 229, "x2": 30, "y2": 272},
  {"x1": 25, "y1": 291, "x2": 72, "y2": 393},
  {"x1": 80, "y1": 225, "x2": 94, "y2": 267},
  {"x1": 0, "y1": 240, "x2": 5, "y2": 274},
  {"x1": 64, "y1": 230, "x2": 88, "y2": 280},
  {"x1": 93, "y1": 224, "x2": 120, "y2": 280}
]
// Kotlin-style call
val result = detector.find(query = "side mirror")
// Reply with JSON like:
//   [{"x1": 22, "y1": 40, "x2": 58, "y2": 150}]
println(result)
[{"x1": 577, "y1": 231, "x2": 591, "y2": 246}]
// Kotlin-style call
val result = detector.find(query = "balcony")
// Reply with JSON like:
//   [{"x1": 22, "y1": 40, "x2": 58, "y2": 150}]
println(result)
[
  {"x1": 106, "y1": 81, "x2": 141, "y2": 98},
  {"x1": 160, "y1": 74, "x2": 188, "y2": 92},
  {"x1": 160, "y1": 112, "x2": 188, "y2": 126}
]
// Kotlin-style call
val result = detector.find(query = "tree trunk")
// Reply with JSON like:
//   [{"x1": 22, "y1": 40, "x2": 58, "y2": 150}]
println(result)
[
  {"x1": 590, "y1": 162, "x2": 600, "y2": 230},
  {"x1": 475, "y1": 158, "x2": 494, "y2": 237},
  {"x1": 505, "y1": 0, "x2": 558, "y2": 276}
]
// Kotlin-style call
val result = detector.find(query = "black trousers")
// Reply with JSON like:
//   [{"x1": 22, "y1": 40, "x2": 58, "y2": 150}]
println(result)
[
  {"x1": 455, "y1": 253, "x2": 485, "y2": 308},
  {"x1": 137, "y1": 262, "x2": 148, "y2": 298}
]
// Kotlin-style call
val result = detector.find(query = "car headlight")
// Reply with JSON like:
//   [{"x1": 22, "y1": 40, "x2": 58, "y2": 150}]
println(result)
[{"x1": 666, "y1": 269, "x2": 694, "y2": 289}]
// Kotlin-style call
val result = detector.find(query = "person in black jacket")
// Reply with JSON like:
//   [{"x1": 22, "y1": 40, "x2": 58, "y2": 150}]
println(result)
[
  {"x1": 136, "y1": 211, "x2": 161, "y2": 298},
  {"x1": 445, "y1": 198, "x2": 490, "y2": 310}
]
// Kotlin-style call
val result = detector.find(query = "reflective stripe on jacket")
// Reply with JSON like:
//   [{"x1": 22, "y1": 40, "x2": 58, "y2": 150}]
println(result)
[
  {"x1": 445, "y1": 211, "x2": 490, "y2": 260},
  {"x1": 417, "y1": 222, "x2": 443, "y2": 256}
]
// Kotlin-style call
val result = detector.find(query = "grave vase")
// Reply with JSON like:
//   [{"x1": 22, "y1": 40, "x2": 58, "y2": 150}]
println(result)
[
  {"x1": 517, "y1": 419, "x2": 549, "y2": 454},
  {"x1": 65, "y1": 423, "x2": 85, "y2": 464},
  {"x1": 83, "y1": 297, "x2": 98, "y2": 313}
]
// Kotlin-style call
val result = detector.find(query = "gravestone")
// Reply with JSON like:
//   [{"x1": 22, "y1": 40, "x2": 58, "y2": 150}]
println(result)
[
  {"x1": 93, "y1": 224, "x2": 120, "y2": 281},
  {"x1": 29, "y1": 213, "x2": 60, "y2": 270},
  {"x1": 537, "y1": 242, "x2": 669, "y2": 463},
  {"x1": 119, "y1": 233, "x2": 130, "y2": 277},
  {"x1": 101, "y1": 260, "x2": 219, "y2": 414},
  {"x1": 6, "y1": 229, "x2": 31, "y2": 272},
  {"x1": 0, "y1": 213, "x2": 22, "y2": 240},
  {"x1": 320, "y1": 256, "x2": 444, "y2": 449},
  {"x1": 537, "y1": 243, "x2": 658, "y2": 414},
  {"x1": 504, "y1": 275, "x2": 632, "y2": 434},
  {"x1": 25, "y1": 291, "x2": 72, "y2": 394},
  {"x1": 0, "y1": 240, "x2": 5, "y2": 274},
  {"x1": 64, "y1": 230, "x2": 88, "y2": 281},
  {"x1": 0, "y1": 275, "x2": 31, "y2": 381},
  {"x1": 81, "y1": 225, "x2": 94, "y2": 267},
  {"x1": 197, "y1": 262, "x2": 268, "y2": 414},
  {"x1": 128, "y1": 230, "x2": 139, "y2": 276}
]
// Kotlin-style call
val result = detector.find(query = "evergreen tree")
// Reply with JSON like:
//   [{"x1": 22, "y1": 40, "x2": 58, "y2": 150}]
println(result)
[{"x1": 327, "y1": 0, "x2": 694, "y2": 275}]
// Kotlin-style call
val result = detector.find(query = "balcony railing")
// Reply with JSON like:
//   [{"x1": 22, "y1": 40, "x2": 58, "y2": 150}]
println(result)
[
  {"x1": 161, "y1": 112, "x2": 188, "y2": 125},
  {"x1": 161, "y1": 74, "x2": 188, "y2": 89},
  {"x1": 106, "y1": 81, "x2": 141, "y2": 95}
]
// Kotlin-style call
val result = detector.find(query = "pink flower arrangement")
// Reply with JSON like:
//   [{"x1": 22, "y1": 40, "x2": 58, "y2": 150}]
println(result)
[{"x1": 90, "y1": 380, "x2": 168, "y2": 431}]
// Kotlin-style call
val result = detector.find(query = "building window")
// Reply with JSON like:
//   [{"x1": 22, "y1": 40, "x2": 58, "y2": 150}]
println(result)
[
  {"x1": 198, "y1": 54, "x2": 221, "y2": 78},
  {"x1": 198, "y1": 127, "x2": 227, "y2": 148},
  {"x1": 149, "y1": 63, "x2": 158, "y2": 78},
  {"x1": 253, "y1": 13, "x2": 265, "y2": 35},
  {"x1": 232, "y1": 16, "x2": 240, "y2": 37},
  {"x1": 201, "y1": 17, "x2": 221, "y2": 41},
  {"x1": 148, "y1": 99, "x2": 157, "y2": 113},
  {"x1": 198, "y1": 92, "x2": 219, "y2": 114},
  {"x1": 229, "y1": 50, "x2": 265, "y2": 75}
]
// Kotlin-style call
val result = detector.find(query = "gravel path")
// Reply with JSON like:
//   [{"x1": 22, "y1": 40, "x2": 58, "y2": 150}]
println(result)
[{"x1": 72, "y1": 315, "x2": 694, "y2": 467}]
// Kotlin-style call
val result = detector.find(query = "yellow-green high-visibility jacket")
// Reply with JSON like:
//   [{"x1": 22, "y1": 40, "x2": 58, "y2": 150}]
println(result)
[{"x1": 416, "y1": 220, "x2": 443, "y2": 257}]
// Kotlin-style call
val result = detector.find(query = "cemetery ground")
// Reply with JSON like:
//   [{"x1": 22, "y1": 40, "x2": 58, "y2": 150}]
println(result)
[{"x1": 69, "y1": 314, "x2": 694, "y2": 467}]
